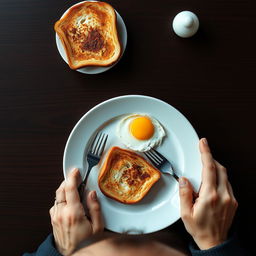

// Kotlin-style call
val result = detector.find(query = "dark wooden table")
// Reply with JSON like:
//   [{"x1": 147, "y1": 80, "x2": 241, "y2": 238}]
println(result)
[{"x1": 1, "y1": 0, "x2": 255, "y2": 255}]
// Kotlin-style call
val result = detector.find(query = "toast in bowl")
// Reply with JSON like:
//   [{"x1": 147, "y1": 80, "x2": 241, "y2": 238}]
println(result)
[
  {"x1": 98, "y1": 147, "x2": 161, "y2": 204},
  {"x1": 54, "y1": 1, "x2": 121, "y2": 69}
]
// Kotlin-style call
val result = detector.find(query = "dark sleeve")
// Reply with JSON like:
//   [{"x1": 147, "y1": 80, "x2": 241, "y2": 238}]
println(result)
[
  {"x1": 22, "y1": 234, "x2": 63, "y2": 256},
  {"x1": 189, "y1": 235, "x2": 250, "y2": 256}
]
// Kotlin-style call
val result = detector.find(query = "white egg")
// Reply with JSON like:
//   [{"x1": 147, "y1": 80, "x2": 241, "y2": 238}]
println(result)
[{"x1": 117, "y1": 114, "x2": 166, "y2": 152}]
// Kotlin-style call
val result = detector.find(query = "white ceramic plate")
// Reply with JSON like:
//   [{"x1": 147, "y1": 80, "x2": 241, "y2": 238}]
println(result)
[
  {"x1": 63, "y1": 95, "x2": 202, "y2": 234},
  {"x1": 55, "y1": 1, "x2": 127, "y2": 74}
]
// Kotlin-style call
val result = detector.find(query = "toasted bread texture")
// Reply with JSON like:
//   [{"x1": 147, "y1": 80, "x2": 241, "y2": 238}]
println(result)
[
  {"x1": 98, "y1": 147, "x2": 161, "y2": 204},
  {"x1": 54, "y1": 1, "x2": 121, "y2": 69}
]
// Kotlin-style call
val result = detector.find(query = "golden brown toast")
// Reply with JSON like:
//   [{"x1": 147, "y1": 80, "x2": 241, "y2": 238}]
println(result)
[
  {"x1": 54, "y1": 1, "x2": 121, "y2": 69},
  {"x1": 98, "y1": 147, "x2": 161, "y2": 204}
]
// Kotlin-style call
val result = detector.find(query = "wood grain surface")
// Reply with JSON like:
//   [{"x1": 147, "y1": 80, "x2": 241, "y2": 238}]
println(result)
[{"x1": 0, "y1": 0, "x2": 255, "y2": 254}]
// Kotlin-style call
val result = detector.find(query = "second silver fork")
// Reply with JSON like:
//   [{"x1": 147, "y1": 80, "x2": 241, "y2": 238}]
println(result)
[{"x1": 144, "y1": 148, "x2": 179, "y2": 182}]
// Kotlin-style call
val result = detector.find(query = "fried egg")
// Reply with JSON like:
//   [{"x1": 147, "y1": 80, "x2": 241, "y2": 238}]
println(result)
[{"x1": 117, "y1": 114, "x2": 166, "y2": 152}]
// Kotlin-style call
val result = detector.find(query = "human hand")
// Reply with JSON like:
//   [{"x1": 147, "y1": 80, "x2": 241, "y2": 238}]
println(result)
[
  {"x1": 49, "y1": 168, "x2": 104, "y2": 256},
  {"x1": 179, "y1": 138, "x2": 238, "y2": 250}
]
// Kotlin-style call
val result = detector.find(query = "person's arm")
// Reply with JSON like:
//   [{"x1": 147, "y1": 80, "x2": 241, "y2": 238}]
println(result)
[
  {"x1": 22, "y1": 234, "x2": 62, "y2": 256},
  {"x1": 179, "y1": 138, "x2": 247, "y2": 255},
  {"x1": 189, "y1": 234, "x2": 249, "y2": 256}
]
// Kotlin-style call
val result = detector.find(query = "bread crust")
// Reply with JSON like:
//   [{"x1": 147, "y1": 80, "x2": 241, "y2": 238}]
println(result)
[
  {"x1": 54, "y1": 1, "x2": 121, "y2": 69},
  {"x1": 98, "y1": 147, "x2": 161, "y2": 204}
]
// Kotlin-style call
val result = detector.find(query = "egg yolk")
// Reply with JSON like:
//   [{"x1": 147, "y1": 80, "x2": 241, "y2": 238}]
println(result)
[{"x1": 130, "y1": 116, "x2": 155, "y2": 140}]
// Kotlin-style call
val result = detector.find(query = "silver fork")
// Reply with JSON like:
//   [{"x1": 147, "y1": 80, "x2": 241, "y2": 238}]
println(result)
[
  {"x1": 78, "y1": 132, "x2": 108, "y2": 201},
  {"x1": 144, "y1": 148, "x2": 179, "y2": 182}
]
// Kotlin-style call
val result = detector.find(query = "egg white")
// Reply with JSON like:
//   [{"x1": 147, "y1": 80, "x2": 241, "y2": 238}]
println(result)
[{"x1": 117, "y1": 114, "x2": 166, "y2": 152}]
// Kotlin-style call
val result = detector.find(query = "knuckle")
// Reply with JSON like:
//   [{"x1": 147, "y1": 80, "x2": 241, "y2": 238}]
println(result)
[
  {"x1": 222, "y1": 195, "x2": 232, "y2": 205},
  {"x1": 206, "y1": 162, "x2": 216, "y2": 171},
  {"x1": 233, "y1": 199, "x2": 239, "y2": 209},
  {"x1": 220, "y1": 166, "x2": 227, "y2": 172},
  {"x1": 51, "y1": 216, "x2": 58, "y2": 225},
  {"x1": 66, "y1": 215, "x2": 76, "y2": 225},
  {"x1": 57, "y1": 215, "x2": 63, "y2": 223},
  {"x1": 50, "y1": 219, "x2": 55, "y2": 226},
  {"x1": 49, "y1": 207, "x2": 53, "y2": 216},
  {"x1": 180, "y1": 212, "x2": 191, "y2": 221},
  {"x1": 210, "y1": 190, "x2": 218, "y2": 202},
  {"x1": 204, "y1": 190, "x2": 218, "y2": 205}
]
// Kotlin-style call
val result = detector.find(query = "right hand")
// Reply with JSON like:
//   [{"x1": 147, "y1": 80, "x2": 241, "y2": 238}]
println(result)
[{"x1": 179, "y1": 138, "x2": 238, "y2": 250}]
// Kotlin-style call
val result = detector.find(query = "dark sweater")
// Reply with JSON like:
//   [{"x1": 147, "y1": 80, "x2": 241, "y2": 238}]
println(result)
[{"x1": 23, "y1": 234, "x2": 248, "y2": 256}]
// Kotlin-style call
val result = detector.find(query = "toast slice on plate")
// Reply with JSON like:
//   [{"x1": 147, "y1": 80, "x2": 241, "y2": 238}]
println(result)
[
  {"x1": 98, "y1": 147, "x2": 161, "y2": 204},
  {"x1": 54, "y1": 1, "x2": 121, "y2": 69}
]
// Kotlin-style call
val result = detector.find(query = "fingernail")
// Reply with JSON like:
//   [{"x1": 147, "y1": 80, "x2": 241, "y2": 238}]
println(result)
[
  {"x1": 179, "y1": 177, "x2": 187, "y2": 187},
  {"x1": 202, "y1": 138, "x2": 208, "y2": 145},
  {"x1": 91, "y1": 191, "x2": 97, "y2": 201}
]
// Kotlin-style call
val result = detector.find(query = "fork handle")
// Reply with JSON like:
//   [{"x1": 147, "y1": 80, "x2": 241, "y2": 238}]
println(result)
[
  {"x1": 172, "y1": 172, "x2": 179, "y2": 182},
  {"x1": 78, "y1": 164, "x2": 93, "y2": 202},
  {"x1": 78, "y1": 182, "x2": 86, "y2": 202}
]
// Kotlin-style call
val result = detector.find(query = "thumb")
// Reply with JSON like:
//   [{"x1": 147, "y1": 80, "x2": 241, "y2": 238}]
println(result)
[
  {"x1": 179, "y1": 177, "x2": 193, "y2": 220},
  {"x1": 86, "y1": 191, "x2": 104, "y2": 234}
]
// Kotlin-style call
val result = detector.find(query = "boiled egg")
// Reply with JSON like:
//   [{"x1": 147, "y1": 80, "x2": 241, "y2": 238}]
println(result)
[{"x1": 117, "y1": 114, "x2": 165, "y2": 152}]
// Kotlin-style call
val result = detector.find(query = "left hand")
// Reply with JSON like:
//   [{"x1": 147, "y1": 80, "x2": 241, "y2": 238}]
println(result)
[{"x1": 49, "y1": 168, "x2": 104, "y2": 256}]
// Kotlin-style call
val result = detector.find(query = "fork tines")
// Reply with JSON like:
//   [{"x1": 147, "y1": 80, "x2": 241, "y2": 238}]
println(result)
[
  {"x1": 151, "y1": 148, "x2": 167, "y2": 160},
  {"x1": 90, "y1": 132, "x2": 108, "y2": 156},
  {"x1": 144, "y1": 149, "x2": 162, "y2": 166}
]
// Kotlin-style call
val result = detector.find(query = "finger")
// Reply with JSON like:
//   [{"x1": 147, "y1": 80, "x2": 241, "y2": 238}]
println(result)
[
  {"x1": 65, "y1": 168, "x2": 82, "y2": 205},
  {"x1": 227, "y1": 182, "x2": 235, "y2": 198},
  {"x1": 55, "y1": 180, "x2": 66, "y2": 203},
  {"x1": 214, "y1": 160, "x2": 229, "y2": 190},
  {"x1": 179, "y1": 177, "x2": 193, "y2": 220},
  {"x1": 228, "y1": 182, "x2": 239, "y2": 213},
  {"x1": 87, "y1": 191, "x2": 104, "y2": 233},
  {"x1": 214, "y1": 161, "x2": 238, "y2": 213},
  {"x1": 199, "y1": 138, "x2": 211, "y2": 154},
  {"x1": 199, "y1": 138, "x2": 217, "y2": 191}
]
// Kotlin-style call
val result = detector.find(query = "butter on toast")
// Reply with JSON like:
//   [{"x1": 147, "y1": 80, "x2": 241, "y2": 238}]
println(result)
[
  {"x1": 54, "y1": 1, "x2": 121, "y2": 69},
  {"x1": 98, "y1": 147, "x2": 161, "y2": 204}
]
